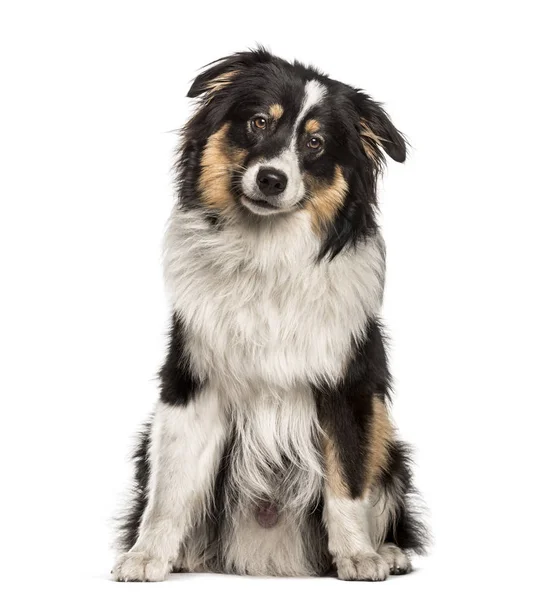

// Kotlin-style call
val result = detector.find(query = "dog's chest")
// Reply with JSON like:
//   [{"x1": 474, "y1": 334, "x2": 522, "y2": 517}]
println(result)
[{"x1": 164, "y1": 210, "x2": 385, "y2": 389}]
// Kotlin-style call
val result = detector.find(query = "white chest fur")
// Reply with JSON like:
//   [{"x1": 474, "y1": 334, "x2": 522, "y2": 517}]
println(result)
[{"x1": 163, "y1": 207, "x2": 385, "y2": 394}]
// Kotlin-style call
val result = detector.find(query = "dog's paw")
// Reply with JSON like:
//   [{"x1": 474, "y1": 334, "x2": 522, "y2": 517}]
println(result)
[
  {"x1": 336, "y1": 552, "x2": 389, "y2": 581},
  {"x1": 378, "y1": 543, "x2": 412, "y2": 575},
  {"x1": 112, "y1": 551, "x2": 169, "y2": 582}
]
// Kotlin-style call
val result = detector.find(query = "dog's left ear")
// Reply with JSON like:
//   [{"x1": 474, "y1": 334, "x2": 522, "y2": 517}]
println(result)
[
  {"x1": 187, "y1": 48, "x2": 271, "y2": 99},
  {"x1": 354, "y1": 93, "x2": 407, "y2": 163}
]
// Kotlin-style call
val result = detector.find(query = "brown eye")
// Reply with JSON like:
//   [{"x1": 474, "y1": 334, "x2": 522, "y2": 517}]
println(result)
[
  {"x1": 307, "y1": 136, "x2": 322, "y2": 150},
  {"x1": 252, "y1": 116, "x2": 267, "y2": 130}
]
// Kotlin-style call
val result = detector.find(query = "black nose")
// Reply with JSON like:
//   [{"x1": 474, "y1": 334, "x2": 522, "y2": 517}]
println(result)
[{"x1": 256, "y1": 167, "x2": 288, "y2": 196}]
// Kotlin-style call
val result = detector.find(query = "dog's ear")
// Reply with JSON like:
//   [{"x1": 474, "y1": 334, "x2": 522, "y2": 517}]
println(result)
[
  {"x1": 354, "y1": 92, "x2": 407, "y2": 163},
  {"x1": 187, "y1": 48, "x2": 271, "y2": 99}
]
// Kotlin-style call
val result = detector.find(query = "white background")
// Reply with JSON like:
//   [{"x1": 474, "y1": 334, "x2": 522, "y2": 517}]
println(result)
[{"x1": 1, "y1": 1, "x2": 539, "y2": 598}]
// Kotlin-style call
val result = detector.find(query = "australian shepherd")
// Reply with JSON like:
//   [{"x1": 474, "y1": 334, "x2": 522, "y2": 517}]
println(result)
[{"x1": 113, "y1": 48, "x2": 427, "y2": 582}]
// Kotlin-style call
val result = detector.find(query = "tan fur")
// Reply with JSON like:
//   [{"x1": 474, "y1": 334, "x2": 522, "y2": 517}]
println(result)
[
  {"x1": 269, "y1": 103, "x2": 284, "y2": 120},
  {"x1": 322, "y1": 433, "x2": 350, "y2": 497},
  {"x1": 305, "y1": 166, "x2": 348, "y2": 234},
  {"x1": 363, "y1": 396, "x2": 394, "y2": 497},
  {"x1": 361, "y1": 138, "x2": 379, "y2": 162},
  {"x1": 203, "y1": 70, "x2": 239, "y2": 99},
  {"x1": 359, "y1": 118, "x2": 386, "y2": 163},
  {"x1": 305, "y1": 118, "x2": 320, "y2": 134},
  {"x1": 198, "y1": 123, "x2": 246, "y2": 212},
  {"x1": 322, "y1": 396, "x2": 393, "y2": 500}
]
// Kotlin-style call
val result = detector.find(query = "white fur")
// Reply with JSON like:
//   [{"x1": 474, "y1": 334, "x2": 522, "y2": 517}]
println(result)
[
  {"x1": 334, "y1": 553, "x2": 390, "y2": 581},
  {"x1": 160, "y1": 382, "x2": 326, "y2": 577},
  {"x1": 228, "y1": 385, "x2": 322, "y2": 512},
  {"x1": 378, "y1": 543, "x2": 412, "y2": 574},
  {"x1": 113, "y1": 389, "x2": 228, "y2": 581},
  {"x1": 324, "y1": 493, "x2": 389, "y2": 581},
  {"x1": 324, "y1": 495, "x2": 375, "y2": 558},
  {"x1": 371, "y1": 486, "x2": 401, "y2": 549},
  {"x1": 293, "y1": 79, "x2": 327, "y2": 145},
  {"x1": 322, "y1": 486, "x2": 401, "y2": 581},
  {"x1": 241, "y1": 79, "x2": 327, "y2": 212},
  {"x1": 242, "y1": 148, "x2": 306, "y2": 212},
  {"x1": 221, "y1": 506, "x2": 321, "y2": 576},
  {"x1": 219, "y1": 385, "x2": 324, "y2": 575},
  {"x1": 324, "y1": 488, "x2": 400, "y2": 554},
  {"x1": 163, "y1": 208, "x2": 385, "y2": 396}
]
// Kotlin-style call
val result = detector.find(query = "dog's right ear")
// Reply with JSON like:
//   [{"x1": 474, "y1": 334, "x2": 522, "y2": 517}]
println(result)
[
  {"x1": 187, "y1": 48, "x2": 272, "y2": 99},
  {"x1": 354, "y1": 92, "x2": 407, "y2": 164}
]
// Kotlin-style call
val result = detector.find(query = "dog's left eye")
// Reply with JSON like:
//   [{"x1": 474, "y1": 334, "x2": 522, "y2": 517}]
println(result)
[
  {"x1": 307, "y1": 137, "x2": 322, "y2": 150},
  {"x1": 251, "y1": 116, "x2": 268, "y2": 130}
]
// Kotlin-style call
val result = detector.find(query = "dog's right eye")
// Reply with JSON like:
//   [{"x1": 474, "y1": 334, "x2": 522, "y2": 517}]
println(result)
[{"x1": 251, "y1": 116, "x2": 268, "y2": 131}]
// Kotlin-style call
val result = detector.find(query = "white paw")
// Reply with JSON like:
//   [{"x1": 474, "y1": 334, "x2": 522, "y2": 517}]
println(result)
[
  {"x1": 112, "y1": 551, "x2": 169, "y2": 582},
  {"x1": 378, "y1": 543, "x2": 412, "y2": 575},
  {"x1": 336, "y1": 552, "x2": 389, "y2": 581}
]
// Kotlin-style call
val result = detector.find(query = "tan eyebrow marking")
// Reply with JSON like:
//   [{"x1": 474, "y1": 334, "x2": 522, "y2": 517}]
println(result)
[
  {"x1": 269, "y1": 103, "x2": 284, "y2": 120},
  {"x1": 305, "y1": 118, "x2": 320, "y2": 135}
]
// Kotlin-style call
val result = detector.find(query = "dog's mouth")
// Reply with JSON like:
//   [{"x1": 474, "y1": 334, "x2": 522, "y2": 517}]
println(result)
[{"x1": 240, "y1": 195, "x2": 283, "y2": 214}]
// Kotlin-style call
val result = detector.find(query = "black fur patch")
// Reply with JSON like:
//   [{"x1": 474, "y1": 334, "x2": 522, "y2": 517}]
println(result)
[
  {"x1": 159, "y1": 314, "x2": 203, "y2": 406},
  {"x1": 117, "y1": 422, "x2": 151, "y2": 552},
  {"x1": 313, "y1": 318, "x2": 391, "y2": 497},
  {"x1": 382, "y1": 441, "x2": 430, "y2": 554}
]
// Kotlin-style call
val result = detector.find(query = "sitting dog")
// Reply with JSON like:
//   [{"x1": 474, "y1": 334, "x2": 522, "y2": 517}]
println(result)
[{"x1": 113, "y1": 48, "x2": 427, "y2": 582}]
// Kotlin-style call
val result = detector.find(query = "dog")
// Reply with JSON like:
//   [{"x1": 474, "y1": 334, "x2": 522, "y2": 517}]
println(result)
[{"x1": 113, "y1": 48, "x2": 427, "y2": 582}]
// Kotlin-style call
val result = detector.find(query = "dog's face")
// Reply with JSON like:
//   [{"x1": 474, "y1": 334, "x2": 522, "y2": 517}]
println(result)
[{"x1": 180, "y1": 49, "x2": 406, "y2": 257}]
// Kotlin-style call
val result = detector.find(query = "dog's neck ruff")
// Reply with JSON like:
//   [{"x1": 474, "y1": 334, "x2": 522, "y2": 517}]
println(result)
[{"x1": 163, "y1": 206, "x2": 385, "y2": 394}]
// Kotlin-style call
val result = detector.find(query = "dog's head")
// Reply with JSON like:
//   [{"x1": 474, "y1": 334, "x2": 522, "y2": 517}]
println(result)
[{"x1": 179, "y1": 48, "x2": 406, "y2": 257}]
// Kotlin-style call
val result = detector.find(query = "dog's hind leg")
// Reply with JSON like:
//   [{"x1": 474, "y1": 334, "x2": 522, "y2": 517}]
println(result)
[{"x1": 113, "y1": 386, "x2": 228, "y2": 581}]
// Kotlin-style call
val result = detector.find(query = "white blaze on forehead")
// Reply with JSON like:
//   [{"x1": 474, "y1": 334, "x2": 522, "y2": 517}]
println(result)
[{"x1": 293, "y1": 79, "x2": 327, "y2": 143}]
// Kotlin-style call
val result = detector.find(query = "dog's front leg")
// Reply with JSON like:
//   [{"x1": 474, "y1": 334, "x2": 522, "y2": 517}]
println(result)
[
  {"x1": 113, "y1": 387, "x2": 228, "y2": 581},
  {"x1": 317, "y1": 384, "x2": 394, "y2": 581}
]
